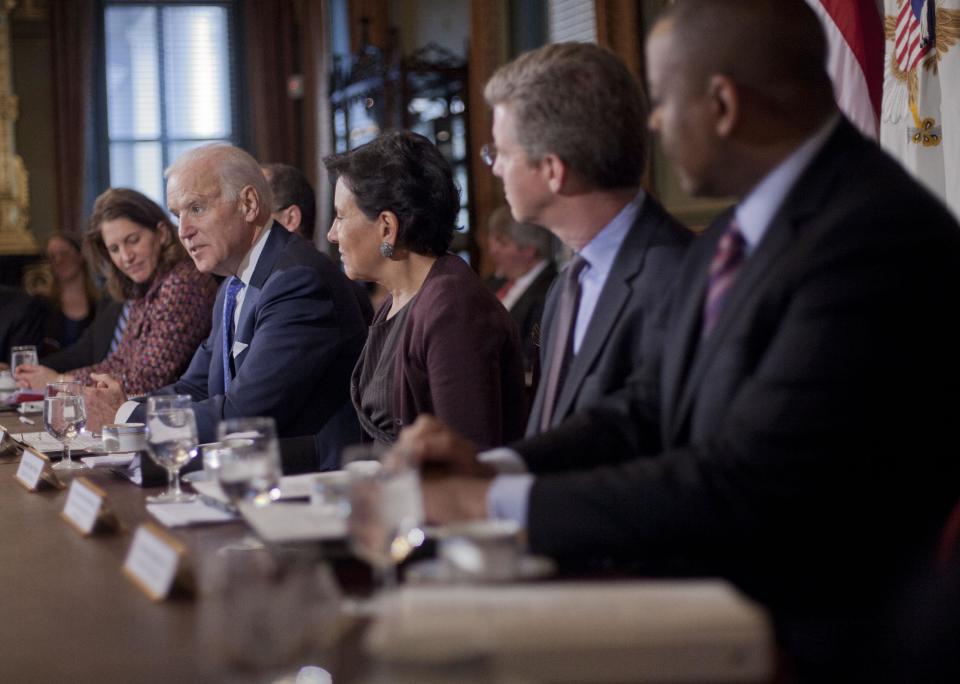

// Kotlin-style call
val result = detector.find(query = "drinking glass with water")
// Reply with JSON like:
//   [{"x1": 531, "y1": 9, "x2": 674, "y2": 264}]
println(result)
[
  {"x1": 45, "y1": 381, "x2": 86, "y2": 472},
  {"x1": 215, "y1": 416, "x2": 282, "y2": 508},
  {"x1": 145, "y1": 395, "x2": 198, "y2": 503}
]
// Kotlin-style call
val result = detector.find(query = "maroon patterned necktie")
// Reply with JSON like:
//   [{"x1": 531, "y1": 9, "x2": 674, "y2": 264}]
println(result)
[{"x1": 702, "y1": 219, "x2": 746, "y2": 337}]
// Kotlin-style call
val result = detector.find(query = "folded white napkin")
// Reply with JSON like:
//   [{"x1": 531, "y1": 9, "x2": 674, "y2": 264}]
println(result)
[{"x1": 147, "y1": 501, "x2": 235, "y2": 527}]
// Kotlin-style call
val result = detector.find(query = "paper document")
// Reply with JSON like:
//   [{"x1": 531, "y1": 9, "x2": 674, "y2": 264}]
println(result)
[
  {"x1": 80, "y1": 453, "x2": 137, "y2": 468},
  {"x1": 191, "y1": 472, "x2": 321, "y2": 504},
  {"x1": 240, "y1": 502, "x2": 345, "y2": 543},
  {"x1": 14, "y1": 431, "x2": 100, "y2": 453},
  {"x1": 147, "y1": 501, "x2": 236, "y2": 527}
]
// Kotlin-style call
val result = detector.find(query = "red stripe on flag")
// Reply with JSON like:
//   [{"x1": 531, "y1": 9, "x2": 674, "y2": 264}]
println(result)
[{"x1": 818, "y1": 0, "x2": 884, "y2": 122}]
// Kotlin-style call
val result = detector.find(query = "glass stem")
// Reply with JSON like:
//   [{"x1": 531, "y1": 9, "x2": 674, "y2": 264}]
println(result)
[
  {"x1": 376, "y1": 563, "x2": 398, "y2": 594},
  {"x1": 62, "y1": 442, "x2": 71, "y2": 464},
  {"x1": 168, "y1": 468, "x2": 180, "y2": 497}
]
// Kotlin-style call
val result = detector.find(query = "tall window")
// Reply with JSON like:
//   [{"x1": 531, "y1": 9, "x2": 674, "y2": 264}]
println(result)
[{"x1": 103, "y1": 3, "x2": 241, "y2": 205}]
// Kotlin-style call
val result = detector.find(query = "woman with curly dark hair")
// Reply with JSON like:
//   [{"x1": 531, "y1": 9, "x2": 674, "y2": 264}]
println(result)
[{"x1": 324, "y1": 130, "x2": 526, "y2": 449}]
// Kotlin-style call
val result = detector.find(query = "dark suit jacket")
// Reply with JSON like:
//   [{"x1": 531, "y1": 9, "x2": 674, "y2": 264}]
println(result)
[
  {"x1": 42, "y1": 299, "x2": 123, "y2": 372},
  {"x1": 134, "y1": 225, "x2": 368, "y2": 465},
  {"x1": 516, "y1": 119, "x2": 960, "y2": 669},
  {"x1": 525, "y1": 196, "x2": 691, "y2": 436}
]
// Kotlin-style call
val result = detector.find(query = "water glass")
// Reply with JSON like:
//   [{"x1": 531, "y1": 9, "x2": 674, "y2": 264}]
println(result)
[
  {"x1": 215, "y1": 416, "x2": 282, "y2": 507},
  {"x1": 344, "y1": 443, "x2": 425, "y2": 596},
  {"x1": 145, "y1": 395, "x2": 198, "y2": 503},
  {"x1": 45, "y1": 381, "x2": 86, "y2": 471},
  {"x1": 11, "y1": 345, "x2": 38, "y2": 375},
  {"x1": 199, "y1": 548, "x2": 341, "y2": 673}
]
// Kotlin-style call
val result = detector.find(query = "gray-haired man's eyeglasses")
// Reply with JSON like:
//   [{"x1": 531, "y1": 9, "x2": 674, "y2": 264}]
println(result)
[{"x1": 480, "y1": 144, "x2": 497, "y2": 167}]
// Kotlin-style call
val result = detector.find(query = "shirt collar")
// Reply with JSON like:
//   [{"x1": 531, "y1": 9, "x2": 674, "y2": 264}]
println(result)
[
  {"x1": 735, "y1": 114, "x2": 840, "y2": 252},
  {"x1": 234, "y1": 223, "x2": 272, "y2": 286},
  {"x1": 578, "y1": 189, "x2": 646, "y2": 277}
]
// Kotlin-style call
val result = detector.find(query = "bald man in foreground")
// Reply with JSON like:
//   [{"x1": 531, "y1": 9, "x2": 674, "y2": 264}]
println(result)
[{"x1": 404, "y1": 0, "x2": 960, "y2": 676}]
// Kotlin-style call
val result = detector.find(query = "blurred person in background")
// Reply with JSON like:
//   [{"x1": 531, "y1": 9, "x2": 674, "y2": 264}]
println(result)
[
  {"x1": 485, "y1": 205, "x2": 556, "y2": 391},
  {"x1": 40, "y1": 233, "x2": 99, "y2": 353}
]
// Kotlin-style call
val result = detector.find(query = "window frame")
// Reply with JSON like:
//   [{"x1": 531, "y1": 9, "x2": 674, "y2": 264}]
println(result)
[{"x1": 92, "y1": 0, "x2": 249, "y2": 210}]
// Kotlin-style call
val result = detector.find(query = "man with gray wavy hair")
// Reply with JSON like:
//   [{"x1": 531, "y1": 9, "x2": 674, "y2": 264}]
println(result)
[
  {"x1": 481, "y1": 41, "x2": 691, "y2": 436},
  {"x1": 84, "y1": 143, "x2": 368, "y2": 469}
]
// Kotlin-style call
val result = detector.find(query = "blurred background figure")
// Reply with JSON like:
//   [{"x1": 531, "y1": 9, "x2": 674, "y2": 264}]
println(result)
[
  {"x1": 261, "y1": 161, "x2": 375, "y2": 323},
  {"x1": 325, "y1": 130, "x2": 526, "y2": 449},
  {"x1": 0, "y1": 285, "x2": 46, "y2": 367},
  {"x1": 261, "y1": 162, "x2": 316, "y2": 241},
  {"x1": 485, "y1": 206, "x2": 556, "y2": 391},
  {"x1": 15, "y1": 188, "x2": 217, "y2": 395},
  {"x1": 40, "y1": 233, "x2": 99, "y2": 354}
]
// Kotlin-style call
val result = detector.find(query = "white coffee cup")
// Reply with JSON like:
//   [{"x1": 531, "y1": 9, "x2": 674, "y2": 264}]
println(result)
[{"x1": 102, "y1": 423, "x2": 147, "y2": 452}]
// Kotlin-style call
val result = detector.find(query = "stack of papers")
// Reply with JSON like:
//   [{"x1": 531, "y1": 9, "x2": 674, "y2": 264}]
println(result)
[
  {"x1": 13, "y1": 431, "x2": 101, "y2": 453},
  {"x1": 367, "y1": 580, "x2": 773, "y2": 682}
]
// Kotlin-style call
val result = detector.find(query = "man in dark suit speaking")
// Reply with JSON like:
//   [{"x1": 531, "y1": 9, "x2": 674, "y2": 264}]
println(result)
[
  {"x1": 85, "y1": 144, "x2": 367, "y2": 465},
  {"x1": 404, "y1": 0, "x2": 960, "y2": 676}
]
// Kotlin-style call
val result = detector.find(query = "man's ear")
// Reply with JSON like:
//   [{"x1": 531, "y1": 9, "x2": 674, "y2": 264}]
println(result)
[
  {"x1": 156, "y1": 221, "x2": 171, "y2": 246},
  {"x1": 238, "y1": 185, "x2": 262, "y2": 222},
  {"x1": 277, "y1": 205, "x2": 302, "y2": 232},
  {"x1": 709, "y1": 74, "x2": 740, "y2": 138},
  {"x1": 540, "y1": 153, "x2": 567, "y2": 194}
]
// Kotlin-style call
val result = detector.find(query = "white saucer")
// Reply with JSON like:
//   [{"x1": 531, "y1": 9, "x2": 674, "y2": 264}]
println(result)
[{"x1": 405, "y1": 555, "x2": 555, "y2": 585}]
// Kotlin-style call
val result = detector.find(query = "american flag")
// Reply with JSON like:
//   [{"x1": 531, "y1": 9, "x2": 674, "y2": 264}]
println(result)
[{"x1": 894, "y1": 0, "x2": 936, "y2": 72}]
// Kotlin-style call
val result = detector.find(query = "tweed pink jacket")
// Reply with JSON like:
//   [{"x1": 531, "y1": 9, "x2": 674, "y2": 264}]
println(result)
[{"x1": 71, "y1": 259, "x2": 217, "y2": 396}]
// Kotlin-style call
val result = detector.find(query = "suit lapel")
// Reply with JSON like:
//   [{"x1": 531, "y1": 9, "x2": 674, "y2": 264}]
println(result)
[
  {"x1": 663, "y1": 117, "x2": 860, "y2": 444},
  {"x1": 550, "y1": 209, "x2": 655, "y2": 426},
  {"x1": 232, "y1": 224, "x2": 286, "y2": 374},
  {"x1": 660, "y1": 215, "x2": 728, "y2": 440},
  {"x1": 667, "y1": 212, "x2": 796, "y2": 443}
]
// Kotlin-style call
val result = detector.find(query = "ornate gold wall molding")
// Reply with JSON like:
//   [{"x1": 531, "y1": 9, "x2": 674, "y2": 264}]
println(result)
[{"x1": 0, "y1": 0, "x2": 36, "y2": 255}]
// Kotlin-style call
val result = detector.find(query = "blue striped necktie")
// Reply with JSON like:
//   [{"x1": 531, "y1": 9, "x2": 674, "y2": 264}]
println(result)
[
  {"x1": 110, "y1": 301, "x2": 131, "y2": 354},
  {"x1": 222, "y1": 277, "x2": 245, "y2": 393}
]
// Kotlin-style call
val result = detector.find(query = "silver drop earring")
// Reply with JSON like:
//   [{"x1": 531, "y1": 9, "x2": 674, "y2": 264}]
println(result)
[{"x1": 380, "y1": 242, "x2": 394, "y2": 258}]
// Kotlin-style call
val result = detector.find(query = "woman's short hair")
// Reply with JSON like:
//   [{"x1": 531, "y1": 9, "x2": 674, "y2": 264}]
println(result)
[
  {"x1": 323, "y1": 131, "x2": 460, "y2": 257},
  {"x1": 85, "y1": 188, "x2": 186, "y2": 301}
]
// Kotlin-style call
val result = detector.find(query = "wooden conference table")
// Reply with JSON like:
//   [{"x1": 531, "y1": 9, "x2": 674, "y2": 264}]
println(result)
[
  {"x1": 0, "y1": 411, "x2": 510, "y2": 683},
  {"x1": 0, "y1": 411, "x2": 775, "y2": 683}
]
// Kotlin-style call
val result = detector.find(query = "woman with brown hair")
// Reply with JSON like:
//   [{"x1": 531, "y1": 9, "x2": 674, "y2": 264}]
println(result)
[
  {"x1": 16, "y1": 188, "x2": 217, "y2": 395},
  {"x1": 41, "y1": 232, "x2": 100, "y2": 353}
]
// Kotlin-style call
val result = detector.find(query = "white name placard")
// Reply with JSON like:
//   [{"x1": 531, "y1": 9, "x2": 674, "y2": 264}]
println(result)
[
  {"x1": 15, "y1": 448, "x2": 65, "y2": 492},
  {"x1": 122, "y1": 523, "x2": 191, "y2": 601},
  {"x1": 61, "y1": 477, "x2": 117, "y2": 536}
]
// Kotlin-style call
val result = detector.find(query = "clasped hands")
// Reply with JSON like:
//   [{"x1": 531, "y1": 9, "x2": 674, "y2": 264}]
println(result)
[{"x1": 397, "y1": 415, "x2": 498, "y2": 525}]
